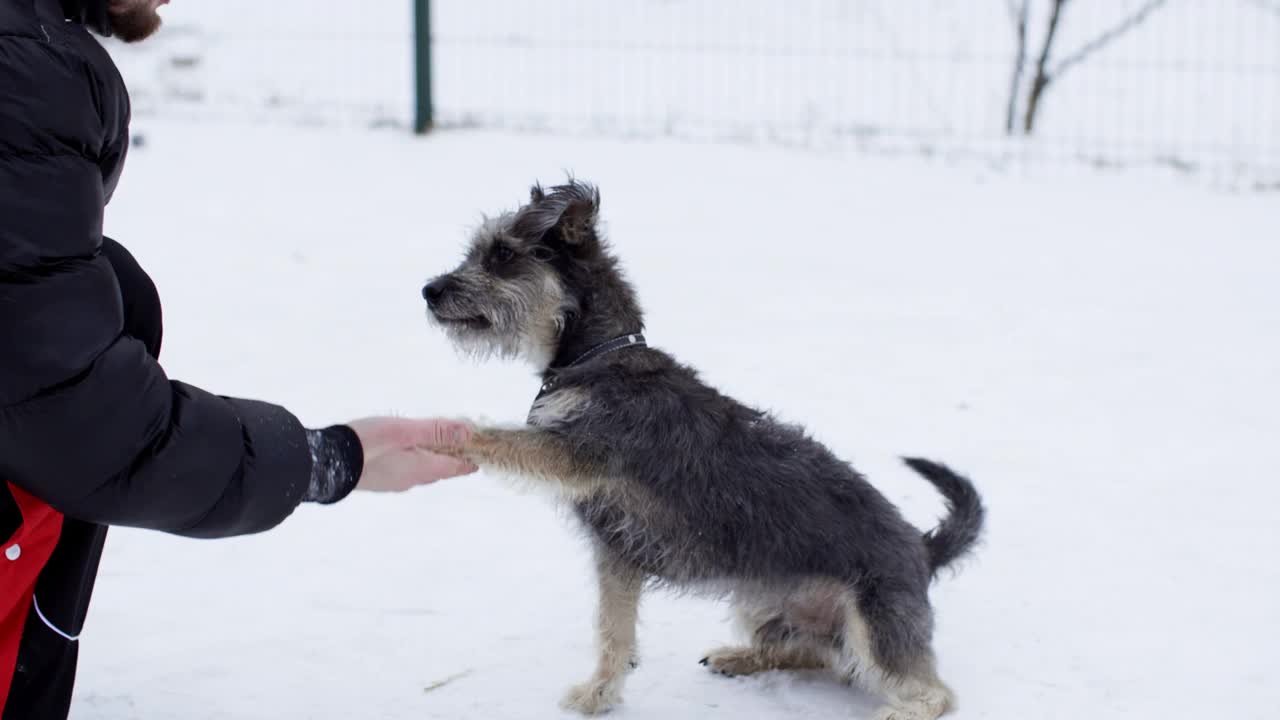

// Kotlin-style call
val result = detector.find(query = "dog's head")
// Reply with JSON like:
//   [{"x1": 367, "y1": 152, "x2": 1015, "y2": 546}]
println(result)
[{"x1": 424, "y1": 180, "x2": 640, "y2": 369}]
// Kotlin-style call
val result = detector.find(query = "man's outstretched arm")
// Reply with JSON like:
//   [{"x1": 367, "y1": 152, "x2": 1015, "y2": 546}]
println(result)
[{"x1": 0, "y1": 37, "x2": 471, "y2": 537}]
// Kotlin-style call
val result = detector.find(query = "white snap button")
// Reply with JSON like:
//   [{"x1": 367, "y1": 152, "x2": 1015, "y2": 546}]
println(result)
[
  {"x1": 4, "y1": 544, "x2": 19, "y2": 561},
  {"x1": 628, "y1": 335, "x2": 637, "y2": 343}
]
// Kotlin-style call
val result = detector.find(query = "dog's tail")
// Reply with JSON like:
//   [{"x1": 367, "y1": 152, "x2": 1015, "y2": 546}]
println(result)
[{"x1": 902, "y1": 457, "x2": 985, "y2": 576}]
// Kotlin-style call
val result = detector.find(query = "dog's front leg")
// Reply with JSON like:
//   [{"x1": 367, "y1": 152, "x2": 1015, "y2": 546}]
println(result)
[
  {"x1": 448, "y1": 426, "x2": 605, "y2": 494},
  {"x1": 561, "y1": 549, "x2": 643, "y2": 715}
]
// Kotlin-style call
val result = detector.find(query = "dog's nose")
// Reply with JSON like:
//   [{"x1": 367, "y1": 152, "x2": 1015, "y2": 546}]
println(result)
[{"x1": 422, "y1": 276, "x2": 453, "y2": 307}]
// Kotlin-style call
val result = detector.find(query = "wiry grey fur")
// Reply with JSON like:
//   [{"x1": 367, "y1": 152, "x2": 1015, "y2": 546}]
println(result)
[{"x1": 423, "y1": 180, "x2": 986, "y2": 720}]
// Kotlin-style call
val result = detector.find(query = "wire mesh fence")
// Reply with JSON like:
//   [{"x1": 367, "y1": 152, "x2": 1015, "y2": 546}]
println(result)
[{"x1": 109, "y1": 1, "x2": 1280, "y2": 187}]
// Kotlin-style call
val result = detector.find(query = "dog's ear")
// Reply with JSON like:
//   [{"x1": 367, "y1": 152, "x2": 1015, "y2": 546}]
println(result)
[{"x1": 512, "y1": 180, "x2": 601, "y2": 253}]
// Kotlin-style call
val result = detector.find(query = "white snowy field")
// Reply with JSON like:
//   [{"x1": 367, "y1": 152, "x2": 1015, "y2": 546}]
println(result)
[{"x1": 71, "y1": 120, "x2": 1279, "y2": 720}]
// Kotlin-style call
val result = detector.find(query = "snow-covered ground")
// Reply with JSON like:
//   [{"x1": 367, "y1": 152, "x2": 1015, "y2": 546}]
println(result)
[{"x1": 70, "y1": 118, "x2": 1280, "y2": 719}]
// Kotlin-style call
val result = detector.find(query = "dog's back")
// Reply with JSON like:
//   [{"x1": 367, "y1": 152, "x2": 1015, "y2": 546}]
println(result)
[{"x1": 541, "y1": 348, "x2": 970, "y2": 594}]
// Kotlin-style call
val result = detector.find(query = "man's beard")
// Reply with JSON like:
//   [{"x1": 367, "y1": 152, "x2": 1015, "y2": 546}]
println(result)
[{"x1": 108, "y1": 2, "x2": 162, "y2": 43}]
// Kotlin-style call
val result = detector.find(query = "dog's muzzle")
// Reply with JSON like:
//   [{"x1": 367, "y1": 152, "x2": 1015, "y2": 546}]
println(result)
[
  {"x1": 422, "y1": 276, "x2": 454, "y2": 308},
  {"x1": 423, "y1": 276, "x2": 492, "y2": 329}
]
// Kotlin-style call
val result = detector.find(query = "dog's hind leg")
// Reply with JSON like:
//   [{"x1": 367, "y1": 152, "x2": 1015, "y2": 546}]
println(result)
[
  {"x1": 702, "y1": 587, "x2": 840, "y2": 677},
  {"x1": 561, "y1": 549, "x2": 643, "y2": 716},
  {"x1": 701, "y1": 617, "x2": 831, "y2": 676},
  {"x1": 701, "y1": 641, "x2": 829, "y2": 677},
  {"x1": 835, "y1": 587, "x2": 955, "y2": 720}
]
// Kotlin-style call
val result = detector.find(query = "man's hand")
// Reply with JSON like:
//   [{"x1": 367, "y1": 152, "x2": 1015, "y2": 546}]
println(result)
[{"x1": 347, "y1": 417, "x2": 478, "y2": 493}]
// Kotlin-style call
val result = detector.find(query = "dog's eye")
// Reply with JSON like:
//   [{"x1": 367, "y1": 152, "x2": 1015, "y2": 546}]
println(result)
[
  {"x1": 492, "y1": 245, "x2": 514, "y2": 264},
  {"x1": 530, "y1": 246, "x2": 555, "y2": 262}
]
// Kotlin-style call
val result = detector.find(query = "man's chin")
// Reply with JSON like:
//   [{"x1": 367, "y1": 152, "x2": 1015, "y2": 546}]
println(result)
[{"x1": 108, "y1": 8, "x2": 163, "y2": 43}]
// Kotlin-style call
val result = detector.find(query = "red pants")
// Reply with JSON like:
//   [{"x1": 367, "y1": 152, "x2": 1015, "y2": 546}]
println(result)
[{"x1": 0, "y1": 484, "x2": 64, "y2": 717}]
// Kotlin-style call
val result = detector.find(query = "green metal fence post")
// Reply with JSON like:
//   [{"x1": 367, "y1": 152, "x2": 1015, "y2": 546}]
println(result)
[{"x1": 413, "y1": 0, "x2": 433, "y2": 133}]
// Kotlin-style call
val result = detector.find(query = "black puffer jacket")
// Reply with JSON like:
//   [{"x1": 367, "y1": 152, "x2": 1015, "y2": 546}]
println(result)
[
  {"x1": 1, "y1": 1, "x2": 333, "y2": 716},
  {"x1": 0, "y1": 0, "x2": 315, "y2": 537}
]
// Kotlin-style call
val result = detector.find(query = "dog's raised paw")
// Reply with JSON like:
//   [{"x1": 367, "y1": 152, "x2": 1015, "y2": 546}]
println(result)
[
  {"x1": 560, "y1": 678, "x2": 621, "y2": 715},
  {"x1": 871, "y1": 708, "x2": 923, "y2": 720},
  {"x1": 700, "y1": 646, "x2": 768, "y2": 677},
  {"x1": 421, "y1": 444, "x2": 469, "y2": 460}
]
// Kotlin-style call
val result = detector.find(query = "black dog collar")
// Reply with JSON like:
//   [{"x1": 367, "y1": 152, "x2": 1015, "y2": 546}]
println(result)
[{"x1": 536, "y1": 333, "x2": 647, "y2": 400}]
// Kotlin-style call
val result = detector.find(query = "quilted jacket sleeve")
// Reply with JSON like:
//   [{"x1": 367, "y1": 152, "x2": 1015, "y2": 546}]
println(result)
[{"x1": 0, "y1": 30, "x2": 313, "y2": 538}]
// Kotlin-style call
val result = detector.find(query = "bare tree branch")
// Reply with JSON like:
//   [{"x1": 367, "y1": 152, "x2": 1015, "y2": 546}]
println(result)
[
  {"x1": 1004, "y1": 0, "x2": 1030, "y2": 135},
  {"x1": 1004, "y1": 0, "x2": 1025, "y2": 26},
  {"x1": 1023, "y1": 0, "x2": 1067, "y2": 133},
  {"x1": 1051, "y1": 0, "x2": 1169, "y2": 79}
]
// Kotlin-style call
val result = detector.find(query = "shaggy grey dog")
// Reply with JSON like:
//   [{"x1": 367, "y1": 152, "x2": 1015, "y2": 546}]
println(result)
[{"x1": 422, "y1": 181, "x2": 984, "y2": 720}]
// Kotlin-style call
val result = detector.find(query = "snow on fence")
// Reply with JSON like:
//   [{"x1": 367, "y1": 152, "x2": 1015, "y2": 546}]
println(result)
[{"x1": 109, "y1": 0, "x2": 1280, "y2": 186}]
